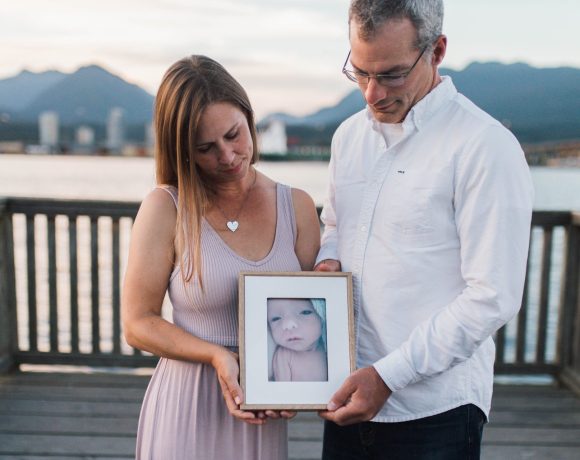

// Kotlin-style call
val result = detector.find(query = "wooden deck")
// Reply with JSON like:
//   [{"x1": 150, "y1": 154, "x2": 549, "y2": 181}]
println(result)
[{"x1": 1, "y1": 371, "x2": 579, "y2": 460}]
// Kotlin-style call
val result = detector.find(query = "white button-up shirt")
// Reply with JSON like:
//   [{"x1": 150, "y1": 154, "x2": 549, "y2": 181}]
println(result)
[{"x1": 317, "y1": 77, "x2": 533, "y2": 422}]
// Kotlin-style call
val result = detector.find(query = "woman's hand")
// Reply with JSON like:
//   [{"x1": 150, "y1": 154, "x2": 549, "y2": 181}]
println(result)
[
  {"x1": 212, "y1": 348, "x2": 267, "y2": 425},
  {"x1": 264, "y1": 410, "x2": 297, "y2": 420}
]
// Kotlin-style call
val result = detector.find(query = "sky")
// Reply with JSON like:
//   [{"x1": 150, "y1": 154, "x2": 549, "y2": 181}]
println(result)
[{"x1": 1, "y1": 0, "x2": 578, "y2": 120}]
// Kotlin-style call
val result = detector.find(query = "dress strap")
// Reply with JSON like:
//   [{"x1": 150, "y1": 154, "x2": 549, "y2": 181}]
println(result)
[
  {"x1": 156, "y1": 185, "x2": 178, "y2": 208},
  {"x1": 277, "y1": 184, "x2": 298, "y2": 246}
]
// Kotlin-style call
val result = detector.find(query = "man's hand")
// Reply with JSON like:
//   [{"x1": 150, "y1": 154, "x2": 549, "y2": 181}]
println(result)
[
  {"x1": 319, "y1": 366, "x2": 392, "y2": 426},
  {"x1": 314, "y1": 259, "x2": 341, "y2": 272}
]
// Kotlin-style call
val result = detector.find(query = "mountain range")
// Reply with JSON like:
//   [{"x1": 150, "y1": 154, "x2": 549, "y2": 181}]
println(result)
[
  {"x1": 262, "y1": 62, "x2": 580, "y2": 143},
  {"x1": 0, "y1": 65, "x2": 154, "y2": 125},
  {"x1": 0, "y1": 62, "x2": 579, "y2": 143}
]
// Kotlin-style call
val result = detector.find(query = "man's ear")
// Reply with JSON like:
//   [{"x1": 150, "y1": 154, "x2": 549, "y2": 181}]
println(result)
[{"x1": 431, "y1": 34, "x2": 447, "y2": 66}]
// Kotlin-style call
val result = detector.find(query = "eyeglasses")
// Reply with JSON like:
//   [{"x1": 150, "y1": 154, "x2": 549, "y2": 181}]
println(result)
[{"x1": 342, "y1": 47, "x2": 427, "y2": 88}]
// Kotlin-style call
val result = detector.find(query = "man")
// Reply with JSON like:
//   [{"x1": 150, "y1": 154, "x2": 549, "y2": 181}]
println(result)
[{"x1": 315, "y1": 1, "x2": 533, "y2": 458}]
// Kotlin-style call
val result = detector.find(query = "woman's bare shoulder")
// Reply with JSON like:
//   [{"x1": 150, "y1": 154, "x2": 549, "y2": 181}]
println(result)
[
  {"x1": 290, "y1": 187, "x2": 316, "y2": 210},
  {"x1": 132, "y1": 188, "x2": 177, "y2": 242}
]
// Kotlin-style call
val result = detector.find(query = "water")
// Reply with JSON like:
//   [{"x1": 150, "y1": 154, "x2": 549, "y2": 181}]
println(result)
[
  {"x1": 0, "y1": 155, "x2": 579, "y2": 211},
  {"x1": 0, "y1": 154, "x2": 578, "y2": 373}
]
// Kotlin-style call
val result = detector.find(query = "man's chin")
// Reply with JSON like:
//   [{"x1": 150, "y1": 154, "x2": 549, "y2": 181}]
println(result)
[{"x1": 371, "y1": 108, "x2": 403, "y2": 124}]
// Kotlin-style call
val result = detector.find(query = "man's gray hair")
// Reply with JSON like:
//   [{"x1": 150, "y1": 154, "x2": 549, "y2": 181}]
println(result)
[{"x1": 349, "y1": 0, "x2": 444, "y2": 50}]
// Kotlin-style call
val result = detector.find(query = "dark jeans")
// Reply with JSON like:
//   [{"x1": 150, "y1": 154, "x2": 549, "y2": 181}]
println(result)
[{"x1": 322, "y1": 404, "x2": 486, "y2": 460}]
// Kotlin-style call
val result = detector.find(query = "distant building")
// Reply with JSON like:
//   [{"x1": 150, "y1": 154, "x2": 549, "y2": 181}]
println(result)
[
  {"x1": 106, "y1": 107, "x2": 124, "y2": 153},
  {"x1": 145, "y1": 121, "x2": 155, "y2": 156},
  {"x1": 0, "y1": 141, "x2": 25, "y2": 154},
  {"x1": 76, "y1": 125, "x2": 95, "y2": 146},
  {"x1": 74, "y1": 125, "x2": 95, "y2": 154},
  {"x1": 39, "y1": 111, "x2": 59, "y2": 149},
  {"x1": 258, "y1": 119, "x2": 287, "y2": 155}
]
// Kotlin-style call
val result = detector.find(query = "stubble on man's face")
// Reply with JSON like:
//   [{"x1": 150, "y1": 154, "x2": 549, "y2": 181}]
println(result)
[{"x1": 349, "y1": 18, "x2": 437, "y2": 124}]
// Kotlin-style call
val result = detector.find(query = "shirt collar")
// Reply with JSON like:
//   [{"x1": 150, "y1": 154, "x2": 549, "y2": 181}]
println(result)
[{"x1": 365, "y1": 76, "x2": 457, "y2": 132}]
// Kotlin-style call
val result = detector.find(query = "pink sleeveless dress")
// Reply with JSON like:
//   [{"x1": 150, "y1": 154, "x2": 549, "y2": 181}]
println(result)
[{"x1": 135, "y1": 183, "x2": 301, "y2": 460}]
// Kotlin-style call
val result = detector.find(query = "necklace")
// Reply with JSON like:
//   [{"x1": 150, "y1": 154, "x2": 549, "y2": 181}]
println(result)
[{"x1": 212, "y1": 169, "x2": 257, "y2": 232}]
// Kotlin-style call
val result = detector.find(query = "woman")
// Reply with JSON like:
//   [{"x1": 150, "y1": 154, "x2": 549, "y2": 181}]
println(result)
[{"x1": 122, "y1": 55, "x2": 321, "y2": 459}]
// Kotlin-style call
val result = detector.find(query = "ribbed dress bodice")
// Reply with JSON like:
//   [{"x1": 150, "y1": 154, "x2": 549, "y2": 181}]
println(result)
[{"x1": 159, "y1": 183, "x2": 301, "y2": 347}]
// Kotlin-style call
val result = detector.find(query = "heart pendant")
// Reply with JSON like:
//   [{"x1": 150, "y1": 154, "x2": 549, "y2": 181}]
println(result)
[{"x1": 226, "y1": 221, "x2": 239, "y2": 232}]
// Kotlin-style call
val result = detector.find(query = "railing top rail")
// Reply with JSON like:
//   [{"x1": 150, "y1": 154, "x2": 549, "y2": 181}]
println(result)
[
  {"x1": 1, "y1": 197, "x2": 576, "y2": 225},
  {"x1": 1, "y1": 196, "x2": 140, "y2": 218},
  {"x1": 531, "y1": 210, "x2": 573, "y2": 226}
]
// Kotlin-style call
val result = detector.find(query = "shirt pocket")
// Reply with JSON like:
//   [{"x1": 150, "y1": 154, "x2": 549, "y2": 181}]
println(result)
[
  {"x1": 335, "y1": 180, "x2": 366, "y2": 231},
  {"x1": 380, "y1": 170, "x2": 452, "y2": 247}
]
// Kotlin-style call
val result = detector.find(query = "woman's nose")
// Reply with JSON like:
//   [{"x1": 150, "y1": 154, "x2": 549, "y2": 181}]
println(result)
[{"x1": 217, "y1": 144, "x2": 235, "y2": 165}]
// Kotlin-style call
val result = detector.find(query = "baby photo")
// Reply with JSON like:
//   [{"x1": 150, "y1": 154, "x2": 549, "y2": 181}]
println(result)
[{"x1": 266, "y1": 298, "x2": 328, "y2": 382}]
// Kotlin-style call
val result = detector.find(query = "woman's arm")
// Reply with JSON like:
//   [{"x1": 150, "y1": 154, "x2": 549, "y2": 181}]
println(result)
[
  {"x1": 122, "y1": 188, "x2": 221, "y2": 362},
  {"x1": 122, "y1": 188, "x2": 263, "y2": 424},
  {"x1": 291, "y1": 188, "x2": 321, "y2": 270}
]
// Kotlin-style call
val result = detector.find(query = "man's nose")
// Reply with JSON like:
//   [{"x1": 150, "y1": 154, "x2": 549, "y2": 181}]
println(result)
[{"x1": 364, "y1": 78, "x2": 388, "y2": 106}]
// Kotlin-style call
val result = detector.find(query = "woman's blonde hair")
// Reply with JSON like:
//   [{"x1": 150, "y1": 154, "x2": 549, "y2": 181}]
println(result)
[{"x1": 154, "y1": 55, "x2": 259, "y2": 287}]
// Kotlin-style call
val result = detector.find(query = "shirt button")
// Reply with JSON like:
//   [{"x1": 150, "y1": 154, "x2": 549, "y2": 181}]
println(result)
[{"x1": 361, "y1": 225, "x2": 367, "y2": 232}]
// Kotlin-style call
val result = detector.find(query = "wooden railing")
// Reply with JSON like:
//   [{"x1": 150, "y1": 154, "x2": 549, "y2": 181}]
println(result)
[
  {"x1": 0, "y1": 197, "x2": 156, "y2": 370},
  {"x1": 1, "y1": 198, "x2": 579, "y2": 392},
  {"x1": 493, "y1": 211, "x2": 580, "y2": 390}
]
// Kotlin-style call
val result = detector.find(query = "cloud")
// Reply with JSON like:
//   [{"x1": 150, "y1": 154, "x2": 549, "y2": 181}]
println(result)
[{"x1": 2, "y1": 0, "x2": 578, "y2": 118}]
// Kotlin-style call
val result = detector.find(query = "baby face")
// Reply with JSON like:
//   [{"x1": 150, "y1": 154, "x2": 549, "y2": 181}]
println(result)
[{"x1": 267, "y1": 298, "x2": 322, "y2": 352}]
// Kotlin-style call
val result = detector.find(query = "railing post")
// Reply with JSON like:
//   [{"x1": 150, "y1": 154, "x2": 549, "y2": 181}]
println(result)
[
  {"x1": 0, "y1": 198, "x2": 17, "y2": 373},
  {"x1": 559, "y1": 212, "x2": 580, "y2": 395}
]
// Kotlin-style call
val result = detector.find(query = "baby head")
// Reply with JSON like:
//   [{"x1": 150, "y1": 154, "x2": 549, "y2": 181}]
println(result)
[{"x1": 267, "y1": 298, "x2": 326, "y2": 352}]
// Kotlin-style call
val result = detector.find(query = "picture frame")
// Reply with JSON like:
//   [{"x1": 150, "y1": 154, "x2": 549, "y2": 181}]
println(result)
[{"x1": 239, "y1": 271, "x2": 354, "y2": 410}]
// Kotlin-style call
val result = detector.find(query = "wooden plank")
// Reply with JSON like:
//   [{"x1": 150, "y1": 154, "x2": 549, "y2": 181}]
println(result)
[
  {"x1": 537, "y1": 227, "x2": 553, "y2": 363},
  {"x1": 0, "y1": 414, "x2": 138, "y2": 435},
  {"x1": 0, "y1": 203, "x2": 17, "y2": 373},
  {"x1": 0, "y1": 456, "x2": 132, "y2": 460},
  {"x1": 1, "y1": 372, "x2": 580, "y2": 459},
  {"x1": 516, "y1": 236, "x2": 532, "y2": 363},
  {"x1": 490, "y1": 396, "x2": 580, "y2": 410},
  {"x1": 482, "y1": 446, "x2": 580, "y2": 460},
  {"x1": 0, "y1": 399, "x2": 142, "y2": 417},
  {"x1": 289, "y1": 417, "x2": 323, "y2": 440},
  {"x1": 68, "y1": 217, "x2": 79, "y2": 353},
  {"x1": 47, "y1": 215, "x2": 58, "y2": 351},
  {"x1": 7, "y1": 198, "x2": 139, "y2": 219},
  {"x1": 112, "y1": 217, "x2": 121, "y2": 354},
  {"x1": 13, "y1": 351, "x2": 158, "y2": 367},
  {"x1": 0, "y1": 434, "x2": 135, "y2": 457},
  {"x1": 488, "y1": 411, "x2": 580, "y2": 426},
  {"x1": 491, "y1": 383, "x2": 564, "y2": 396},
  {"x1": 561, "y1": 222, "x2": 580, "y2": 385},
  {"x1": 0, "y1": 371, "x2": 151, "y2": 387},
  {"x1": 90, "y1": 216, "x2": 100, "y2": 353},
  {"x1": 288, "y1": 441, "x2": 322, "y2": 460},
  {"x1": 484, "y1": 426, "x2": 580, "y2": 444},
  {"x1": 495, "y1": 324, "x2": 506, "y2": 364},
  {"x1": 25, "y1": 214, "x2": 37, "y2": 352},
  {"x1": 0, "y1": 385, "x2": 146, "y2": 402},
  {"x1": 531, "y1": 211, "x2": 572, "y2": 226}
]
